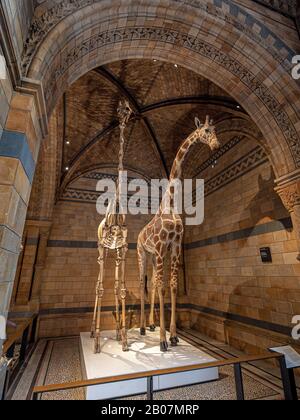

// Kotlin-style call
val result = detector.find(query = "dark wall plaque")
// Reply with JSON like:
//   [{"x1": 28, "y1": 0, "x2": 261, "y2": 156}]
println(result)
[{"x1": 260, "y1": 247, "x2": 272, "y2": 263}]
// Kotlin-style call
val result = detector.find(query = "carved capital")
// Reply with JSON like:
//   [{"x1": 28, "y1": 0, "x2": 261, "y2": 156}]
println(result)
[
  {"x1": 276, "y1": 183, "x2": 300, "y2": 212},
  {"x1": 275, "y1": 170, "x2": 300, "y2": 212},
  {"x1": 276, "y1": 172, "x2": 300, "y2": 261}
]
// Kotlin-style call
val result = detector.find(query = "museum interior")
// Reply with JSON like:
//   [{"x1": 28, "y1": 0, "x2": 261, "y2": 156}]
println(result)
[{"x1": 0, "y1": 0, "x2": 300, "y2": 401}]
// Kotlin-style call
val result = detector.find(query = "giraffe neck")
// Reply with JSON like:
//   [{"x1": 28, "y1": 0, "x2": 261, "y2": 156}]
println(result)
[
  {"x1": 169, "y1": 132, "x2": 198, "y2": 181},
  {"x1": 106, "y1": 123, "x2": 126, "y2": 224},
  {"x1": 158, "y1": 132, "x2": 199, "y2": 215}
]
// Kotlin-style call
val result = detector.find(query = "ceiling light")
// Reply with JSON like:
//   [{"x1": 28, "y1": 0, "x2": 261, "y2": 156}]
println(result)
[
  {"x1": 237, "y1": 105, "x2": 241, "y2": 109},
  {"x1": 65, "y1": 167, "x2": 69, "y2": 171},
  {"x1": 174, "y1": 64, "x2": 178, "y2": 68}
]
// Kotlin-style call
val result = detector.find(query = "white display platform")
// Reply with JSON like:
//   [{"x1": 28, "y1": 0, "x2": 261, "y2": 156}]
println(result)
[{"x1": 80, "y1": 328, "x2": 219, "y2": 400}]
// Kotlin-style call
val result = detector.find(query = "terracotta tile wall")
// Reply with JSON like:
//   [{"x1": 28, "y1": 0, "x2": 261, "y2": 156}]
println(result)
[{"x1": 185, "y1": 137, "x2": 300, "y2": 353}]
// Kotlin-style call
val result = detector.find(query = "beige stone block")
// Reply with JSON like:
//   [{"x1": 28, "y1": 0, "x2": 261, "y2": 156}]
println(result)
[
  {"x1": 283, "y1": 252, "x2": 299, "y2": 265},
  {"x1": 0, "y1": 248, "x2": 18, "y2": 284},
  {"x1": 0, "y1": 281, "x2": 13, "y2": 316},
  {"x1": 10, "y1": 94, "x2": 34, "y2": 113},
  {"x1": 0, "y1": 157, "x2": 18, "y2": 185},
  {"x1": 0, "y1": 225, "x2": 20, "y2": 254},
  {"x1": 0, "y1": 185, "x2": 27, "y2": 236},
  {"x1": 14, "y1": 161, "x2": 31, "y2": 205}
]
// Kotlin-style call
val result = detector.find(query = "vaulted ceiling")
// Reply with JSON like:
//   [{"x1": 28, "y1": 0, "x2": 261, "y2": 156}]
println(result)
[{"x1": 60, "y1": 59, "x2": 250, "y2": 187}]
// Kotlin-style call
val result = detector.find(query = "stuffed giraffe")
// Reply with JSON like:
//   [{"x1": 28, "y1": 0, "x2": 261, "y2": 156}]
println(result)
[{"x1": 137, "y1": 116, "x2": 220, "y2": 352}]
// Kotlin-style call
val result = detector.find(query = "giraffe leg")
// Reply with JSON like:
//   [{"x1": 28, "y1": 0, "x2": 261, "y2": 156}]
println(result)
[
  {"x1": 94, "y1": 246, "x2": 105, "y2": 354},
  {"x1": 115, "y1": 249, "x2": 121, "y2": 342},
  {"x1": 155, "y1": 255, "x2": 168, "y2": 352},
  {"x1": 170, "y1": 243, "x2": 182, "y2": 347},
  {"x1": 149, "y1": 256, "x2": 157, "y2": 332},
  {"x1": 120, "y1": 246, "x2": 129, "y2": 352},
  {"x1": 138, "y1": 240, "x2": 147, "y2": 336}
]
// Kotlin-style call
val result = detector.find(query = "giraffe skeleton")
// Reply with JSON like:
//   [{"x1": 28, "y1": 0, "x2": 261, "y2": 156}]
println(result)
[{"x1": 91, "y1": 100, "x2": 133, "y2": 353}]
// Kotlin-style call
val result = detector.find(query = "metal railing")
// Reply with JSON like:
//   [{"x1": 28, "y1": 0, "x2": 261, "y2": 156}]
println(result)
[
  {"x1": 2, "y1": 314, "x2": 38, "y2": 400},
  {"x1": 32, "y1": 352, "x2": 298, "y2": 401}
]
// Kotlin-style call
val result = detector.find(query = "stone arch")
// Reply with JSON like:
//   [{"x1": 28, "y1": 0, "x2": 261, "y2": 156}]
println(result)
[{"x1": 24, "y1": 0, "x2": 300, "y2": 181}]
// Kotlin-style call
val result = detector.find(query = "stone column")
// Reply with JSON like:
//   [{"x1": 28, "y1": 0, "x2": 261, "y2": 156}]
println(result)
[
  {"x1": 0, "y1": 88, "x2": 47, "y2": 356},
  {"x1": 275, "y1": 170, "x2": 300, "y2": 261}
]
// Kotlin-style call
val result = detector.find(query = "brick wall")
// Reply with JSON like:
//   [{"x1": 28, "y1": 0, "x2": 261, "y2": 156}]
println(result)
[
  {"x1": 38, "y1": 171, "x2": 176, "y2": 337},
  {"x1": 38, "y1": 136, "x2": 300, "y2": 352},
  {"x1": 185, "y1": 135, "x2": 300, "y2": 353}
]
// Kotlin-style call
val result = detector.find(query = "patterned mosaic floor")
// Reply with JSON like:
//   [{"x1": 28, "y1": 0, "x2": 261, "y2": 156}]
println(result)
[{"x1": 10, "y1": 329, "x2": 299, "y2": 400}]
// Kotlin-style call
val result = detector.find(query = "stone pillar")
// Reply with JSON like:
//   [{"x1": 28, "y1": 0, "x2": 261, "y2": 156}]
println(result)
[
  {"x1": 275, "y1": 170, "x2": 300, "y2": 261},
  {"x1": 0, "y1": 89, "x2": 47, "y2": 355}
]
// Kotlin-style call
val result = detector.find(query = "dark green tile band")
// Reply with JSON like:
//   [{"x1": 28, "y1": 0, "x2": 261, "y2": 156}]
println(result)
[
  {"x1": 36, "y1": 303, "x2": 293, "y2": 338},
  {"x1": 185, "y1": 217, "x2": 292, "y2": 250},
  {"x1": 47, "y1": 240, "x2": 137, "y2": 250},
  {"x1": 47, "y1": 217, "x2": 292, "y2": 251}
]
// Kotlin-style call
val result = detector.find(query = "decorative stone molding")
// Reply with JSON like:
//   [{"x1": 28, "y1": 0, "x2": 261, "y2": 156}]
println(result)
[
  {"x1": 275, "y1": 170, "x2": 300, "y2": 260},
  {"x1": 42, "y1": 25, "x2": 300, "y2": 168},
  {"x1": 0, "y1": 4, "x2": 48, "y2": 141},
  {"x1": 192, "y1": 146, "x2": 268, "y2": 202},
  {"x1": 252, "y1": 0, "x2": 297, "y2": 17},
  {"x1": 16, "y1": 78, "x2": 49, "y2": 139},
  {"x1": 276, "y1": 183, "x2": 300, "y2": 212},
  {"x1": 22, "y1": 0, "x2": 296, "y2": 76},
  {"x1": 275, "y1": 169, "x2": 300, "y2": 212}
]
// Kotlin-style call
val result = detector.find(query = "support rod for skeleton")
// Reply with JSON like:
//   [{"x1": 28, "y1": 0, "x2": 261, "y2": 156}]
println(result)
[{"x1": 91, "y1": 247, "x2": 104, "y2": 338}]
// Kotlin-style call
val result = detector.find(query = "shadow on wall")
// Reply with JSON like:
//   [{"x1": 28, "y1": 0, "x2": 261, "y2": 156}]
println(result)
[
  {"x1": 244, "y1": 168, "x2": 289, "y2": 226},
  {"x1": 226, "y1": 170, "x2": 292, "y2": 352},
  {"x1": 189, "y1": 169, "x2": 293, "y2": 350}
]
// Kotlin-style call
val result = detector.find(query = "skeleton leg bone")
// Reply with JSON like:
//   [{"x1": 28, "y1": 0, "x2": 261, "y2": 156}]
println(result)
[
  {"x1": 94, "y1": 246, "x2": 105, "y2": 354},
  {"x1": 91, "y1": 292, "x2": 98, "y2": 339},
  {"x1": 120, "y1": 245, "x2": 129, "y2": 351},
  {"x1": 115, "y1": 249, "x2": 121, "y2": 342}
]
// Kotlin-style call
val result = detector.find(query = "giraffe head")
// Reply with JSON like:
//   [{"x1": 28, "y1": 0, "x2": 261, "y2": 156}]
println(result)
[
  {"x1": 194, "y1": 116, "x2": 220, "y2": 151},
  {"x1": 118, "y1": 100, "x2": 133, "y2": 126}
]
